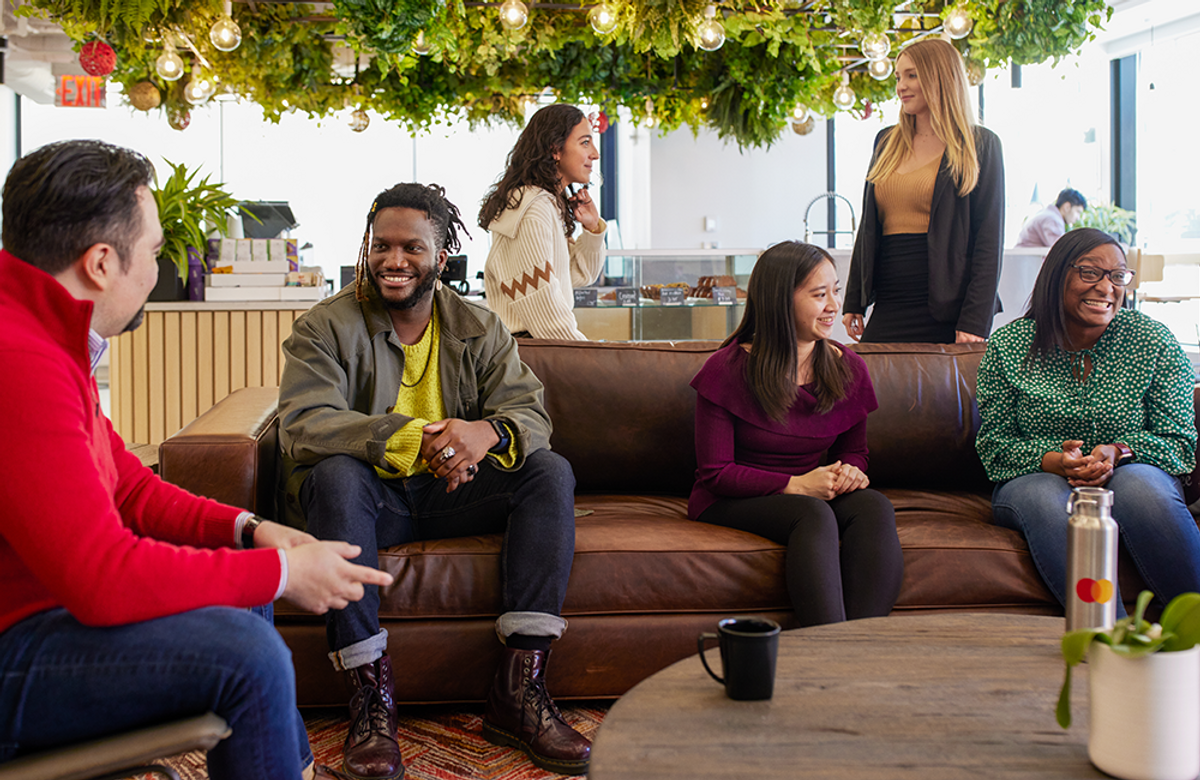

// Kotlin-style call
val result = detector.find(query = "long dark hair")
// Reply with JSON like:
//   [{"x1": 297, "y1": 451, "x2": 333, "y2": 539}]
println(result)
[
  {"x1": 724, "y1": 241, "x2": 852, "y2": 422},
  {"x1": 1024, "y1": 227, "x2": 1125, "y2": 363},
  {"x1": 478, "y1": 104, "x2": 585, "y2": 239}
]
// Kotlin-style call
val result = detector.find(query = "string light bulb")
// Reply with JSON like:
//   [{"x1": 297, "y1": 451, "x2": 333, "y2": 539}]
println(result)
[
  {"x1": 859, "y1": 31, "x2": 890, "y2": 61},
  {"x1": 183, "y1": 71, "x2": 217, "y2": 104},
  {"x1": 696, "y1": 5, "x2": 725, "y2": 52},
  {"x1": 412, "y1": 31, "x2": 432, "y2": 55},
  {"x1": 154, "y1": 41, "x2": 184, "y2": 81},
  {"x1": 832, "y1": 73, "x2": 855, "y2": 110},
  {"x1": 644, "y1": 96, "x2": 655, "y2": 128},
  {"x1": 209, "y1": 0, "x2": 241, "y2": 52},
  {"x1": 588, "y1": 3, "x2": 618, "y2": 34},
  {"x1": 791, "y1": 104, "x2": 808, "y2": 124},
  {"x1": 943, "y1": 5, "x2": 973, "y2": 39},
  {"x1": 499, "y1": 0, "x2": 529, "y2": 30},
  {"x1": 868, "y1": 58, "x2": 893, "y2": 81}
]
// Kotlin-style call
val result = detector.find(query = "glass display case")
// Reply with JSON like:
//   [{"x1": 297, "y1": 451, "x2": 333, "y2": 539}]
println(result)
[{"x1": 575, "y1": 248, "x2": 760, "y2": 341}]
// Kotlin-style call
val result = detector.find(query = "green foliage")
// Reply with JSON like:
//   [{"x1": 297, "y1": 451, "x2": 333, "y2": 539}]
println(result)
[
  {"x1": 152, "y1": 160, "x2": 243, "y2": 279},
  {"x1": 1057, "y1": 591, "x2": 1200, "y2": 729},
  {"x1": 25, "y1": 0, "x2": 1113, "y2": 147},
  {"x1": 1073, "y1": 201, "x2": 1137, "y2": 244}
]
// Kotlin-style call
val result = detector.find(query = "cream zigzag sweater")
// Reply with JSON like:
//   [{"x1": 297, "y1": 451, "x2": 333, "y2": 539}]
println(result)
[{"x1": 483, "y1": 186, "x2": 606, "y2": 340}]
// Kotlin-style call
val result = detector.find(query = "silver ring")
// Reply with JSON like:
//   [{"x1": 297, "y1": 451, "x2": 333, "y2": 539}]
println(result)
[
  {"x1": 440, "y1": 446, "x2": 456, "y2": 462},
  {"x1": 466, "y1": 464, "x2": 478, "y2": 476}
]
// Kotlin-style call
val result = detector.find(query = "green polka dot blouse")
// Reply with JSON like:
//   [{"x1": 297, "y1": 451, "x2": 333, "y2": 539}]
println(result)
[{"x1": 976, "y1": 308, "x2": 1197, "y2": 482}]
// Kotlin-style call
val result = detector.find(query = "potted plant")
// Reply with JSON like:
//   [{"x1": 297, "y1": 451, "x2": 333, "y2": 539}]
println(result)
[
  {"x1": 149, "y1": 159, "x2": 245, "y2": 301},
  {"x1": 1072, "y1": 201, "x2": 1137, "y2": 245},
  {"x1": 1058, "y1": 590, "x2": 1200, "y2": 780}
]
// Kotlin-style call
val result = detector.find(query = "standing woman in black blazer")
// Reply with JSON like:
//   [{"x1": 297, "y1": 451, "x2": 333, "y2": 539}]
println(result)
[{"x1": 843, "y1": 38, "x2": 1005, "y2": 344}]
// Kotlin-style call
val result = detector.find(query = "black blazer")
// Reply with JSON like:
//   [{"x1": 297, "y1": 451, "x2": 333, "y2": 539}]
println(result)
[{"x1": 845, "y1": 125, "x2": 1005, "y2": 339}]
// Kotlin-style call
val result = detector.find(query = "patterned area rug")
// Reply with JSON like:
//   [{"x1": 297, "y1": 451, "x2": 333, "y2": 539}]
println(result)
[{"x1": 153, "y1": 704, "x2": 607, "y2": 780}]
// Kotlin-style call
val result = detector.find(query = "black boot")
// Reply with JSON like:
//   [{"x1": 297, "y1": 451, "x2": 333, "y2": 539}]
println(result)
[
  {"x1": 482, "y1": 647, "x2": 590, "y2": 776},
  {"x1": 342, "y1": 654, "x2": 405, "y2": 780}
]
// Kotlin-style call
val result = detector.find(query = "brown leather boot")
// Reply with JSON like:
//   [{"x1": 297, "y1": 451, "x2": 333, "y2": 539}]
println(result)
[
  {"x1": 342, "y1": 654, "x2": 405, "y2": 780},
  {"x1": 482, "y1": 647, "x2": 591, "y2": 776}
]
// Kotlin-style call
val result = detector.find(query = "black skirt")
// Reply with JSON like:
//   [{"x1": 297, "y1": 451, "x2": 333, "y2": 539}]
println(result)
[{"x1": 861, "y1": 233, "x2": 957, "y2": 344}]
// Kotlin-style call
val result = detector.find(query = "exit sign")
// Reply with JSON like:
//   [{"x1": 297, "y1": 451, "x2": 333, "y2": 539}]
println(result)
[{"x1": 56, "y1": 75, "x2": 107, "y2": 108}]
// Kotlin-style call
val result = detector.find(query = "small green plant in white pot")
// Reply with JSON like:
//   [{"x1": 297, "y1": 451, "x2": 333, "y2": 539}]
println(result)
[{"x1": 1059, "y1": 590, "x2": 1200, "y2": 780}]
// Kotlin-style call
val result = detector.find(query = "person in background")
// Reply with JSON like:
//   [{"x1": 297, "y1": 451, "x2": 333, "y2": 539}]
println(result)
[
  {"x1": 690, "y1": 241, "x2": 904, "y2": 627},
  {"x1": 278, "y1": 182, "x2": 589, "y2": 779},
  {"x1": 976, "y1": 227, "x2": 1199, "y2": 613},
  {"x1": 1015, "y1": 188, "x2": 1088, "y2": 248},
  {"x1": 480, "y1": 103, "x2": 606, "y2": 340},
  {"x1": 0, "y1": 140, "x2": 389, "y2": 779},
  {"x1": 844, "y1": 38, "x2": 1005, "y2": 344}
]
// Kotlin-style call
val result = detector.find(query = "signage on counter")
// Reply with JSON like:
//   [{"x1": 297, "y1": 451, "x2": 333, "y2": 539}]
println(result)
[
  {"x1": 615, "y1": 288, "x2": 639, "y2": 306},
  {"x1": 660, "y1": 287, "x2": 687, "y2": 306},
  {"x1": 573, "y1": 288, "x2": 598, "y2": 308},
  {"x1": 712, "y1": 287, "x2": 738, "y2": 305},
  {"x1": 56, "y1": 75, "x2": 107, "y2": 108}
]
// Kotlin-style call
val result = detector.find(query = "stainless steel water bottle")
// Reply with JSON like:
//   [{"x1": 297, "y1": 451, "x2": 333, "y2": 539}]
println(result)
[{"x1": 1065, "y1": 486, "x2": 1118, "y2": 632}]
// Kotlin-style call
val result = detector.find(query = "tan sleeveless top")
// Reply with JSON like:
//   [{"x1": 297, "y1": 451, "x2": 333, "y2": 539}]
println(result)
[{"x1": 876, "y1": 155, "x2": 940, "y2": 235}]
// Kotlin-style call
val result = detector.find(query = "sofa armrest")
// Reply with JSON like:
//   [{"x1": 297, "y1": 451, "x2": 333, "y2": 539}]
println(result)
[{"x1": 158, "y1": 386, "x2": 281, "y2": 516}]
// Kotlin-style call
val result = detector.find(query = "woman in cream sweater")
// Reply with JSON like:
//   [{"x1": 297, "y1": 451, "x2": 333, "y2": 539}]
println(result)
[{"x1": 479, "y1": 104, "x2": 607, "y2": 340}]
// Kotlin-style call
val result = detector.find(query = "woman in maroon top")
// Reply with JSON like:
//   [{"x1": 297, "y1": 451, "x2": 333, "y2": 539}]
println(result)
[{"x1": 690, "y1": 241, "x2": 903, "y2": 626}]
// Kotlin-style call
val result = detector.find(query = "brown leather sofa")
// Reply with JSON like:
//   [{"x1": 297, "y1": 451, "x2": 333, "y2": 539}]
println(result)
[{"x1": 158, "y1": 340, "x2": 1200, "y2": 706}]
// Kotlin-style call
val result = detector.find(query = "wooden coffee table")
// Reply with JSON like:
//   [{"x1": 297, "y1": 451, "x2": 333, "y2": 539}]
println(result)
[{"x1": 590, "y1": 613, "x2": 1105, "y2": 779}]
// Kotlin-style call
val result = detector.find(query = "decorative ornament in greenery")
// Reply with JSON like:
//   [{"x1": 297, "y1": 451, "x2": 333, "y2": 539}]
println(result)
[
  {"x1": 20, "y1": 0, "x2": 1114, "y2": 147},
  {"x1": 1073, "y1": 201, "x2": 1137, "y2": 244},
  {"x1": 1057, "y1": 590, "x2": 1200, "y2": 729},
  {"x1": 152, "y1": 159, "x2": 246, "y2": 280},
  {"x1": 79, "y1": 39, "x2": 116, "y2": 75},
  {"x1": 166, "y1": 104, "x2": 190, "y2": 131},
  {"x1": 127, "y1": 80, "x2": 161, "y2": 110}
]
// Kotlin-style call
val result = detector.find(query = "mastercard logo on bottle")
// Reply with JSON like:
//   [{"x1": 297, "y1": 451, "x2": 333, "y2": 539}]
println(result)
[{"x1": 1076, "y1": 578, "x2": 1114, "y2": 604}]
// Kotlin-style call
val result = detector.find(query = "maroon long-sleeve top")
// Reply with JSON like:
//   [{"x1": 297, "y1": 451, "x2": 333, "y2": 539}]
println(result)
[{"x1": 688, "y1": 341, "x2": 879, "y2": 520}]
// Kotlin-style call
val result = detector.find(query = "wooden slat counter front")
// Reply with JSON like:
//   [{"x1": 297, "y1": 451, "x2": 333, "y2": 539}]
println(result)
[{"x1": 109, "y1": 301, "x2": 316, "y2": 446}]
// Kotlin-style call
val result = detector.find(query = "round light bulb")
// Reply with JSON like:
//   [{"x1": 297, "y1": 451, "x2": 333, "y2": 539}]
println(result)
[
  {"x1": 155, "y1": 47, "x2": 184, "y2": 82},
  {"x1": 412, "y1": 30, "x2": 432, "y2": 55},
  {"x1": 184, "y1": 71, "x2": 216, "y2": 104},
  {"x1": 209, "y1": 15, "x2": 241, "y2": 52},
  {"x1": 588, "y1": 3, "x2": 618, "y2": 34},
  {"x1": 832, "y1": 76, "x2": 855, "y2": 110},
  {"x1": 860, "y1": 31, "x2": 890, "y2": 62},
  {"x1": 349, "y1": 109, "x2": 370, "y2": 132},
  {"x1": 943, "y1": 6, "x2": 973, "y2": 39},
  {"x1": 499, "y1": 0, "x2": 529, "y2": 31},
  {"x1": 791, "y1": 103, "x2": 808, "y2": 123},
  {"x1": 696, "y1": 5, "x2": 725, "y2": 52},
  {"x1": 700, "y1": 96, "x2": 710, "y2": 110},
  {"x1": 868, "y1": 58, "x2": 893, "y2": 81}
]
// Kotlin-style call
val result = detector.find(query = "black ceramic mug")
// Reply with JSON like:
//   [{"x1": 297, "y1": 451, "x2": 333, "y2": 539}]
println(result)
[{"x1": 697, "y1": 616, "x2": 781, "y2": 700}]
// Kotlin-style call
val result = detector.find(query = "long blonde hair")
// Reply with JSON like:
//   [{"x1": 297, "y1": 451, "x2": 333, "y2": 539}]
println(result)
[{"x1": 867, "y1": 38, "x2": 979, "y2": 197}]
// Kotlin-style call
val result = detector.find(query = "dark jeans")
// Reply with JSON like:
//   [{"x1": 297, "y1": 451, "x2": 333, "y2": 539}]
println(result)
[
  {"x1": 0, "y1": 606, "x2": 311, "y2": 779},
  {"x1": 699, "y1": 489, "x2": 904, "y2": 626},
  {"x1": 300, "y1": 449, "x2": 577, "y2": 655}
]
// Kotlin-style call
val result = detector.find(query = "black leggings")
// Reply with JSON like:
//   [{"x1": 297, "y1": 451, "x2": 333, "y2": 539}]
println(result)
[{"x1": 698, "y1": 489, "x2": 904, "y2": 626}]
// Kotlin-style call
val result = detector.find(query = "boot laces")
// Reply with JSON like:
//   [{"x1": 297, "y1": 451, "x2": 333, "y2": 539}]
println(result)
[
  {"x1": 351, "y1": 686, "x2": 394, "y2": 740},
  {"x1": 524, "y1": 676, "x2": 567, "y2": 731}
]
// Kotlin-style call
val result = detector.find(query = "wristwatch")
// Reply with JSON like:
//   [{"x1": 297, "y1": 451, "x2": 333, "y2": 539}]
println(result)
[
  {"x1": 1113, "y1": 442, "x2": 1134, "y2": 467},
  {"x1": 241, "y1": 514, "x2": 263, "y2": 550},
  {"x1": 488, "y1": 419, "x2": 512, "y2": 454}
]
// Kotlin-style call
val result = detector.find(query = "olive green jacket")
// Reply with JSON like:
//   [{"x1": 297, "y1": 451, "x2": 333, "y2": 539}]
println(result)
[{"x1": 276, "y1": 285, "x2": 551, "y2": 528}]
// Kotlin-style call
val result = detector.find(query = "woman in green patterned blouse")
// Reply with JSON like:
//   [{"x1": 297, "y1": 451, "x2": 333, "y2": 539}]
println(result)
[{"x1": 976, "y1": 227, "x2": 1199, "y2": 614}]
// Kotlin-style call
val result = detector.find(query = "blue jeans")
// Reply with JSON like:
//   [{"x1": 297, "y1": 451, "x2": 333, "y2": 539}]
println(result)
[
  {"x1": 0, "y1": 606, "x2": 312, "y2": 778},
  {"x1": 300, "y1": 450, "x2": 576, "y2": 665},
  {"x1": 992, "y1": 464, "x2": 1200, "y2": 614}
]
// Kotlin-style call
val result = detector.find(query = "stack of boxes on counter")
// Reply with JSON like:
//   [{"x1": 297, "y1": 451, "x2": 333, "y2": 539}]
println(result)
[{"x1": 203, "y1": 237, "x2": 327, "y2": 302}]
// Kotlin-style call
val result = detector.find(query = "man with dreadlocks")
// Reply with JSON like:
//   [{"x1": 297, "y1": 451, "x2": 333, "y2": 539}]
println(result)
[{"x1": 277, "y1": 183, "x2": 587, "y2": 779}]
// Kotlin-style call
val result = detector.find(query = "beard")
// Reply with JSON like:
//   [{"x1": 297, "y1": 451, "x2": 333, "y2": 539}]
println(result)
[
  {"x1": 121, "y1": 305, "x2": 146, "y2": 334},
  {"x1": 369, "y1": 266, "x2": 438, "y2": 311}
]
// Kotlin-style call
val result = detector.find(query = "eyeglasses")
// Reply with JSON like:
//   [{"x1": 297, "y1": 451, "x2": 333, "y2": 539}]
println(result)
[{"x1": 1070, "y1": 264, "x2": 1136, "y2": 286}]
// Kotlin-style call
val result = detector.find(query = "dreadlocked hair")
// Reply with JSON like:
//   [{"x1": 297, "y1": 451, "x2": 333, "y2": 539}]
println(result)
[{"x1": 354, "y1": 182, "x2": 471, "y2": 302}]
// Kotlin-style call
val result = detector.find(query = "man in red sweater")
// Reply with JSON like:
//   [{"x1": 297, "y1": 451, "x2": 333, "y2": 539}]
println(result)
[{"x1": 0, "y1": 140, "x2": 391, "y2": 780}]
